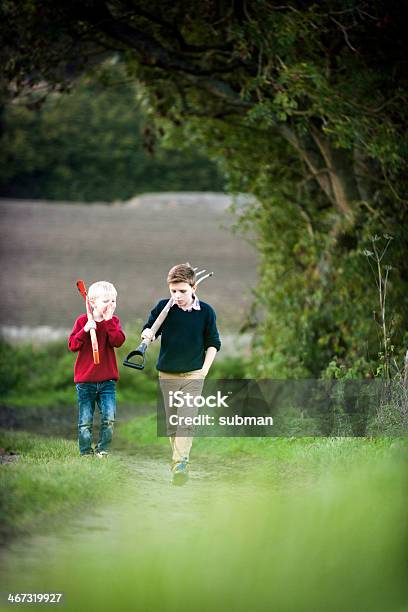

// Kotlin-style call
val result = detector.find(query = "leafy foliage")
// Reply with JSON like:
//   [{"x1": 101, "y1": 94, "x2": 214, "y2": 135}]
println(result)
[{"x1": 0, "y1": 65, "x2": 224, "y2": 200}]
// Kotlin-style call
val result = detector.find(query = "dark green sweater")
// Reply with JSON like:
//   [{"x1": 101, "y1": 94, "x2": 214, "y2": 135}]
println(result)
[{"x1": 142, "y1": 299, "x2": 221, "y2": 372}]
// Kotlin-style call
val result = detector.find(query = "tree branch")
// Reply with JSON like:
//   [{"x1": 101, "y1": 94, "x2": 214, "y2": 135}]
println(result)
[
  {"x1": 76, "y1": 2, "x2": 243, "y2": 76},
  {"x1": 118, "y1": 2, "x2": 235, "y2": 54}
]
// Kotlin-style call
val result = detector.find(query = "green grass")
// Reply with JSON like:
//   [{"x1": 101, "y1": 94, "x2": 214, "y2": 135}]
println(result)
[
  {"x1": 0, "y1": 430, "x2": 127, "y2": 543},
  {"x1": 1, "y1": 419, "x2": 407, "y2": 612},
  {"x1": 117, "y1": 413, "x2": 404, "y2": 484},
  {"x1": 0, "y1": 430, "x2": 406, "y2": 612}
]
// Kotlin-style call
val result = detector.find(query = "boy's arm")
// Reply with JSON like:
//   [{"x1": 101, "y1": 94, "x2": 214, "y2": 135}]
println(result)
[
  {"x1": 105, "y1": 316, "x2": 126, "y2": 348},
  {"x1": 141, "y1": 301, "x2": 166, "y2": 340},
  {"x1": 202, "y1": 306, "x2": 221, "y2": 376},
  {"x1": 68, "y1": 316, "x2": 88, "y2": 352},
  {"x1": 201, "y1": 346, "x2": 218, "y2": 377}
]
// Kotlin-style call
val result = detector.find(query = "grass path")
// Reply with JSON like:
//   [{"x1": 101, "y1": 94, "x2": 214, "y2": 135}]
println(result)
[{"x1": 0, "y1": 428, "x2": 407, "y2": 612}]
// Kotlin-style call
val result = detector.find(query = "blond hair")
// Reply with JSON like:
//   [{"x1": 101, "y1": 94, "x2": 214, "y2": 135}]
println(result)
[
  {"x1": 167, "y1": 263, "x2": 196, "y2": 286},
  {"x1": 87, "y1": 281, "x2": 117, "y2": 301}
]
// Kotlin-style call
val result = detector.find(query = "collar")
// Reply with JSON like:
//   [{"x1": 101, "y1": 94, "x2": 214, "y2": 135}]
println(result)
[{"x1": 176, "y1": 295, "x2": 201, "y2": 312}]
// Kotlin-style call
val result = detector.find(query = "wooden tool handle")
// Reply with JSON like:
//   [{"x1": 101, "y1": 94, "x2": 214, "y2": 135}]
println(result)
[
  {"x1": 90, "y1": 328, "x2": 100, "y2": 365},
  {"x1": 150, "y1": 298, "x2": 174, "y2": 337},
  {"x1": 76, "y1": 279, "x2": 100, "y2": 365}
]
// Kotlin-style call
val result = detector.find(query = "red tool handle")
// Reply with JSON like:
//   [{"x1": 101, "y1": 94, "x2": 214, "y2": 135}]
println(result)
[{"x1": 76, "y1": 279, "x2": 100, "y2": 365}]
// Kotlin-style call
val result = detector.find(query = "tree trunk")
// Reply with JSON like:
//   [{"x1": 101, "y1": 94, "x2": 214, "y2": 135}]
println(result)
[{"x1": 279, "y1": 123, "x2": 363, "y2": 220}]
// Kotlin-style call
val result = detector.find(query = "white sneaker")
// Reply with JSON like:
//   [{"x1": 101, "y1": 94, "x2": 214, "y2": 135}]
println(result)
[{"x1": 95, "y1": 451, "x2": 109, "y2": 458}]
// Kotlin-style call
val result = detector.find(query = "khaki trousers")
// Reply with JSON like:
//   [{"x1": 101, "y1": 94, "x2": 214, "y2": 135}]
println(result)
[{"x1": 159, "y1": 370, "x2": 204, "y2": 463}]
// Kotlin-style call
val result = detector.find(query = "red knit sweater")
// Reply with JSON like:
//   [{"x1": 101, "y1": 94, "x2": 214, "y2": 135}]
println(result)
[{"x1": 68, "y1": 314, "x2": 125, "y2": 383}]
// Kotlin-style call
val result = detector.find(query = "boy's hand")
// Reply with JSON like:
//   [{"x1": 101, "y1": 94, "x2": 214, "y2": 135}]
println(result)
[
  {"x1": 103, "y1": 303, "x2": 116, "y2": 321},
  {"x1": 141, "y1": 328, "x2": 155, "y2": 342},
  {"x1": 84, "y1": 320, "x2": 96, "y2": 333}
]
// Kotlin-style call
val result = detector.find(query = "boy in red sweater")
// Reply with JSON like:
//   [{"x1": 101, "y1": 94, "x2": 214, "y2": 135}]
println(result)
[{"x1": 68, "y1": 281, "x2": 125, "y2": 457}]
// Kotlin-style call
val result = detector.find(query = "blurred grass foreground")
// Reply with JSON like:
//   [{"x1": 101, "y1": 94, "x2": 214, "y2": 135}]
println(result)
[{"x1": 0, "y1": 433, "x2": 407, "y2": 612}]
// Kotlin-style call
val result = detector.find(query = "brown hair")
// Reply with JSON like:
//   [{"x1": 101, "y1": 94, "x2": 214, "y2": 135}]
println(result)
[{"x1": 167, "y1": 262, "x2": 196, "y2": 286}]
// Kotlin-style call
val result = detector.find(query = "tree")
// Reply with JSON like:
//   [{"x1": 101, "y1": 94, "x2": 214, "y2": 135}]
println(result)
[
  {"x1": 0, "y1": 65, "x2": 224, "y2": 200},
  {"x1": 1, "y1": 0, "x2": 407, "y2": 375}
]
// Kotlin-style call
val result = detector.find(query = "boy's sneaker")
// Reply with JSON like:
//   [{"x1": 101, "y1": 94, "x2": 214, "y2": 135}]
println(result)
[
  {"x1": 95, "y1": 450, "x2": 109, "y2": 458},
  {"x1": 171, "y1": 459, "x2": 189, "y2": 486}
]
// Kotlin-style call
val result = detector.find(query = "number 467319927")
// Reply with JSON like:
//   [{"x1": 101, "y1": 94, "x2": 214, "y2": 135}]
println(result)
[{"x1": 6, "y1": 592, "x2": 63, "y2": 604}]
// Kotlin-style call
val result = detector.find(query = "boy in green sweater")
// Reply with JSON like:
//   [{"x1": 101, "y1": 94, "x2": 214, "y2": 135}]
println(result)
[{"x1": 141, "y1": 263, "x2": 221, "y2": 484}]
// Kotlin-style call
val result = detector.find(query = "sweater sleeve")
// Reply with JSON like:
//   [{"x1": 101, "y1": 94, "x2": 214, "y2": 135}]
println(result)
[
  {"x1": 142, "y1": 300, "x2": 167, "y2": 337},
  {"x1": 68, "y1": 316, "x2": 88, "y2": 352},
  {"x1": 105, "y1": 316, "x2": 126, "y2": 348},
  {"x1": 204, "y1": 306, "x2": 221, "y2": 351}
]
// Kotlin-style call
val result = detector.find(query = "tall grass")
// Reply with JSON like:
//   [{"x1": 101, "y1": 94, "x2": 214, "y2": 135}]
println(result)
[{"x1": 0, "y1": 431, "x2": 126, "y2": 542}]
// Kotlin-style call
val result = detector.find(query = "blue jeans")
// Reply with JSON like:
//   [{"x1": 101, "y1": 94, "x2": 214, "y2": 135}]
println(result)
[{"x1": 75, "y1": 380, "x2": 116, "y2": 455}]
